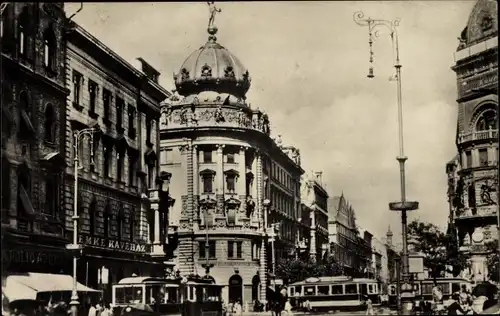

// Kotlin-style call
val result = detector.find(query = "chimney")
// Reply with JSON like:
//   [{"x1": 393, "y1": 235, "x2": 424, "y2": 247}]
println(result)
[
  {"x1": 136, "y1": 57, "x2": 160, "y2": 84},
  {"x1": 314, "y1": 171, "x2": 323, "y2": 184}
]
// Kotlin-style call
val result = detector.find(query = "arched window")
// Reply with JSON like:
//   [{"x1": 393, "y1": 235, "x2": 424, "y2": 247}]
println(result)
[
  {"x1": 103, "y1": 204, "x2": 111, "y2": 238},
  {"x1": 129, "y1": 208, "x2": 136, "y2": 242},
  {"x1": 89, "y1": 199, "x2": 97, "y2": 236},
  {"x1": 476, "y1": 108, "x2": 498, "y2": 131},
  {"x1": 117, "y1": 205, "x2": 124, "y2": 240},
  {"x1": 44, "y1": 104, "x2": 56, "y2": 143},
  {"x1": 17, "y1": 7, "x2": 31, "y2": 57},
  {"x1": 43, "y1": 26, "x2": 56, "y2": 71}
]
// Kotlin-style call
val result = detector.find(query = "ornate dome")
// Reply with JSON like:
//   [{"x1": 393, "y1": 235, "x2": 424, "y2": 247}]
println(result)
[
  {"x1": 459, "y1": 0, "x2": 497, "y2": 47},
  {"x1": 174, "y1": 27, "x2": 251, "y2": 100}
]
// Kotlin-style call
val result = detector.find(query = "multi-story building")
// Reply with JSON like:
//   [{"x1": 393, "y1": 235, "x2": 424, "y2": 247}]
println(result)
[
  {"x1": 159, "y1": 22, "x2": 303, "y2": 307},
  {"x1": 65, "y1": 21, "x2": 171, "y2": 299},
  {"x1": 300, "y1": 171, "x2": 329, "y2": 262},
  {"x1": 385, "y1": 227, "x2": 400, "y2": 283},
  {"x1": 356, "y1": 229, "x2": 374, "y2": 278},
  {"x1": 328, "y1": 194, "x2": 359, "y2": 276},
  {"x1": 446, "y1": 0, "x2": 498, "y2": 282},
  {"x1": 1, "y1": 2, "x2": 71, "y2": 280},
  {"x1": 372, "y1": 238, "x2": 386, "y2": 283}
]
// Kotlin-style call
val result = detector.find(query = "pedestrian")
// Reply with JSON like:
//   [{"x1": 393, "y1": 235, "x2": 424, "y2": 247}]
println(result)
[
  {"x1": 365, "y1": 296, "x2": 374, "y2": 315},
  {"x1": 87, "y1": 301, "x2": 96, "y2": 316},
  {"x1": 283, "y1": 299, "x2": 293, "y2": 316},
  {"x1": 233, "y1": 300, "x2": 242, "y2": 316}
]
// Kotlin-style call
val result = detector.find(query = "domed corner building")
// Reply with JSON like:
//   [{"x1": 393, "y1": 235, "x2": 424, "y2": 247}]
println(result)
[
  {"x1": 446, "y1": 0, "x2": 498, "y2": 282},
  {"x1": 159, "y1": 24, "x2": 305, "y2": 308}
]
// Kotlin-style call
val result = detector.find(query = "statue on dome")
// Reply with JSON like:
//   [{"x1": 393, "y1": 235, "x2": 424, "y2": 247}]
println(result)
[
  {"x1": 207, "y1": 1, "x2": 221, "y2": 29},
  {"x1": 214, "y1": 104, "x2": 225, "y2": 123},
  {"x1": 238, "y1": 109, "x2": 247, "y2": 127}
]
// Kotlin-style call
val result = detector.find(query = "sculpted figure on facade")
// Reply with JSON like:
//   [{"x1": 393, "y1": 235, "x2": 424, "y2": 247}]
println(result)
[
  {"x1": 214, "y1": 104, "x2": 225, "y2": 123},
  {"x1": 245, "y1": 195, "x2": 255, "y2": 218},
  {"x1": 179, "y1": 106, "x2": 188, "y2": 125},
  {"x1": 238, "y1": 109, "x2": 246, "y2": 127},
  {"x1": 190, "y1": 103, "x2": 199, "y2": 126},
  {"x1": 480, "y1": 180, "x2": 496, "y2": 205}
]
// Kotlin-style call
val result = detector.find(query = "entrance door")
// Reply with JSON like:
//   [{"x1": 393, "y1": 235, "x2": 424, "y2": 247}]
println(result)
[
  {"x1": 228, "y1": 274, "x2": 243, "y2": 303},
  {"x1": 252, "y1": 275, "x2": 260, "y2": 301}
]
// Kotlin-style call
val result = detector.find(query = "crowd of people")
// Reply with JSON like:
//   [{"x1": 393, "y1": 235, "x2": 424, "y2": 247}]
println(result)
[{"x1": 4, "y1": 298, "x2": 115, "y2": 316}]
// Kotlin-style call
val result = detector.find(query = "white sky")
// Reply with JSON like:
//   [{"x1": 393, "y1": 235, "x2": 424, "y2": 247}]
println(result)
[{"x1": 64, "y1": 1, "x2": 476, "y2": 242}]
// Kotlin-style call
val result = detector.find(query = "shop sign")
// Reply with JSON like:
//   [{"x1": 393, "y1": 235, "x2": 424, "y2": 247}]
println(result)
[
  {"x1": 78, "y1": 235, "x2": 149, "y2": 254},
  {"x1": 2, "y1": 249, "x2": 65, "y2": 266}
]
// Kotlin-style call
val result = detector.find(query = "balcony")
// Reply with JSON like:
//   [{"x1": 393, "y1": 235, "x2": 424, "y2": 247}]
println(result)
[
  {"x1": 455, "y1": 205, "x2": 497, "y2": 220},
  {"x1": 458, "y1": 129, "x2": 498, "y2": 145}
]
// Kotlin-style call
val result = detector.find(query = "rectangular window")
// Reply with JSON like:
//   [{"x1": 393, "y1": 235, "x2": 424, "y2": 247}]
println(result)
[
  {"x1": 465, "y1": 151, "x2": 472, "y2": 168},
  {"x1": 226, "y1": 175, "x2": 236, "y2": 193},
  {"x1": 146, "y1": 119, "x2": 152, "y2": 144},
  {"x1": 129, "y1": 155, "x2": 136, "y2": 187},
  {"x1": 236, "y1": 241, "x2": 242, "y2": 258},
  {"x1": 72, "y1": 70, "x2": 82, "y2": 106},
  {"x1": 103, "y1": 89, "x2": 111, "y2": 121},
  {"x1": 128, "y1": 105, "x2": 136, "y2": 138},
  {"x1": 88, "y1": 80, "x2": 98, "y2": 113},
  {"x1": 103, "y1": 145, "x2": 111, "y2": 177},
  {"x1": 479, "y1": 148, "x2": 488, "y2": 166},
  {"x1": 227, "y1": 153, "x2": 235, "y2": 163},
  {"x1": 160, "y1": 149, "x2": 173, "y2": 165},
  {"x1": 228, "y1": 241, "x2": 234, "y2": 258},
  {"x1": 116, "y1": 97, "x2": 124, "y2": 131},
  {"x1": 209, "y1": 240, "x2": 216, "y2": 258},
  {"x1": 199, "y1": 241, "x2": 206, "y2": 259},
  {"x1": 204, "y1": 150, "x2": 213, "y2": 163},
  {"x1": 117, "y1": 152, "x2": 124, "y2": 182},
  {"x1": 203, "y1": 175, "x2": 214, "y2": 193}
]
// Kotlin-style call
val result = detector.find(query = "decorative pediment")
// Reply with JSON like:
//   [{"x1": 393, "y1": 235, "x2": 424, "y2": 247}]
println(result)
[
  {"x1": 199, "y1": 196, "x2": 217, "y2": 207},
  {"x1": 224, "y1": 169, "x2": 239, "y2": 176},
  {"x1": 225, "y1": 197, "x2": 241, "y2": 207},
  {"x1": 200, "y1": 169, "x2": 216, "y2": 176}
]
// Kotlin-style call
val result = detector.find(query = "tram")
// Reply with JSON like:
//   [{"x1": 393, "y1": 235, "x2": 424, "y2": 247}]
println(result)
[
  {"x1": 387, "y1": 277, "x2": 472, "y2": 307},
  {"x1": 287, "y1": 276, "x2": 381, "y2": 312},
  {"x1": 112, "y1": 275, "x2": 224, "y2": 316}
]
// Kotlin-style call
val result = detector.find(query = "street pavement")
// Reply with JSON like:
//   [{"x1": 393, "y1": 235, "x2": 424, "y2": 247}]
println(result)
[{"x1": 241, "y1": 307, "x2": 399, "y2": 316}]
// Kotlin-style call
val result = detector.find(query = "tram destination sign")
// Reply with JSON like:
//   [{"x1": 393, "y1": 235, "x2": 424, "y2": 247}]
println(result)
[{"x1": 78, "y1": 235, "x2": 150, "y2": 254}]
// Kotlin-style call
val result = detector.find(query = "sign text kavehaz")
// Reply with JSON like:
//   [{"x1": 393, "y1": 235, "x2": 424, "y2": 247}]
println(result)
[{"x1": 78, "y1": 235, "x2": 149, "y2": 253}]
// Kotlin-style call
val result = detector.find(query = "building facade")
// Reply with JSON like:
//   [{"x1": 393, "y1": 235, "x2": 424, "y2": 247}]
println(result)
[
  {"x1": 328, "y1": 194, "x2": 359, "y2": 276},
  {"x1": 446, "y1": 0, "x2": 498, "y2": 282},
  {"x1": 159, "y1": 23, "x2": 303, "y2": 308},
  {"x1": 65, "y1": 21, "x2": 171, "y2": 299},
  {"x1": 300, "y1": 171, "x2": 329, "y2": 262},
  {"x1": 1, "y1": 2, "x2": 71, "y2": 280},
  {"x1": 357, "y1": 229, "x2": 374, "y2": 278}
]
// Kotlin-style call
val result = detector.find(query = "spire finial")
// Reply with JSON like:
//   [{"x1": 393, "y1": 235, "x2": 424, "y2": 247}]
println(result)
[{"x1": 207, "y1": 1, "x2": 221, "y2": 42}]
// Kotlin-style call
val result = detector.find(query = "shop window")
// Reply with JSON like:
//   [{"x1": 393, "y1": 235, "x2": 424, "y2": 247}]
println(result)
[
  {"x1": 44, "y1": 104, "x2": 56, "y2": 143},
  {"x1": 89, "y1": 199, "x2": 97, "y2": 236},
  {"x1": 43, "y1": 25, "x2": 56, "y2": 71}
]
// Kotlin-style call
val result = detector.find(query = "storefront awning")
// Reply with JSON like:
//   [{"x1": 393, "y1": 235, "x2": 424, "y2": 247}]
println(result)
[{"x1": 2, "y1": 273, "x2": 100, "y2": 302}]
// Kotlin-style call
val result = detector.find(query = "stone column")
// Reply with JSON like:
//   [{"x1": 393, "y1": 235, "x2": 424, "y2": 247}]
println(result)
[
  {"x1": 310, "y1": 208, "x2": 317, "y2": 262},
  {"x1": 471, "y1": 148, "x2": 479, "y2": 168},
  {"x1": 251, "y1": 152, "x2": 258, "y2": 222},
  {"x1": 256, "y1": 151, "x2": 267, "y2": 305},
  {"x1": 149, "y1": 188, "x2": 165, "y2": 257},
  {"x1": 217, "y1": 145, "x2": 225, "y2": 194},
  {"x1": 487, "y1": 146, "x2": 496, "y2": 163},
  {"x1": 193, "y1": 145, "x2": 199, "y2": 225},
  {"x1": 239, "y1": 146, "x2": 247, "y2": 197}
]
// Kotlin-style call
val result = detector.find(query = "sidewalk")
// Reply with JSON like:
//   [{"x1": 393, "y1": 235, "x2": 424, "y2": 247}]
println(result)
[{"x1": 241, "y1": 307, "x2": 399, "y2": 315}]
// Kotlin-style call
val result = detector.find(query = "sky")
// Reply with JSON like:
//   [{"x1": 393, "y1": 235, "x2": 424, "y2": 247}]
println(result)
[{"x1": 64, "y1": 1, "x2": 476, "y2": 244}]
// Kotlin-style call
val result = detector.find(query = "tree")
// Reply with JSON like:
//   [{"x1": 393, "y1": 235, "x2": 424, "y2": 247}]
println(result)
[
  {"x1": 275, "y1": 256, "x2": 343, "y2": 285},
  {"x1": 486, "y1": 241, "x2": 499, "y2": 282},
  {"x1": 407, "y1": 220, "x2": 469, "y2": 281}
]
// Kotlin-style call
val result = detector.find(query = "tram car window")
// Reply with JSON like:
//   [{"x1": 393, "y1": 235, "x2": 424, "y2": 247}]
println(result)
[
  {"x1": 331, "y1": 285, "x2": 343, "y2": 295},
  {"x1": 318, "y1": 286, "x2": 329, "y2": 295},
  {"x1": 345, "y1": 284, "x2": 357, "y2": 294}
]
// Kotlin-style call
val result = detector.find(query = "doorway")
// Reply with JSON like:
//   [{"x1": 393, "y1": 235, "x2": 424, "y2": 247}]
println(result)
[{"x1": 228, "y1": 274, "x2": 243, "y2": 303}]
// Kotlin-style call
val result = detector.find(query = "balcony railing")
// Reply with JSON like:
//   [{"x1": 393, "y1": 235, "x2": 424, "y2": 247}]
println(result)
[
  {"x1": 458, "y1": 129, "x2": 498, "y2": 144},
  {"x1": 455, "y1": 205, "x2": 497, "y2": 219}
]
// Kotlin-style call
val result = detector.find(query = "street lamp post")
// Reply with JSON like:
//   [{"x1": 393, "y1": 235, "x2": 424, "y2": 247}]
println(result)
[
  {"x1": 269, "y1": 222, "x2": 280, "y2": 292},
  {"x1": 354, "y1": 11, "x2": 419, "y2": 316},
  {"x1": 66, "y1": 127, "x2": 98, "y2": 316}
]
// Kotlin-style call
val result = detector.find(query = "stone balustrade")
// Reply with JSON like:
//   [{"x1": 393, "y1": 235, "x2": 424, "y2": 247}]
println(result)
[{"x1": 458, "y1": 128, "x2": 498, "y2": 144}]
